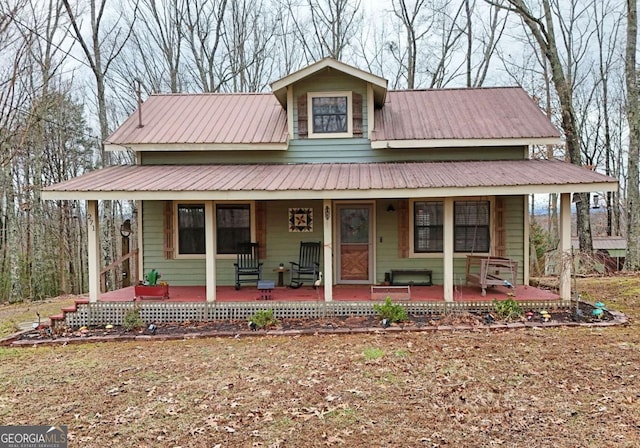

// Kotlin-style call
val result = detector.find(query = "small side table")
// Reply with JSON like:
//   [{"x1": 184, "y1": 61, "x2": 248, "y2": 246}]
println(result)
[
  {"x1": 273, "y1": 266, "x2": 290, "y2": 287},
  {"x1": 257, "y1": 280, "x2": 275, "y2": 300}
]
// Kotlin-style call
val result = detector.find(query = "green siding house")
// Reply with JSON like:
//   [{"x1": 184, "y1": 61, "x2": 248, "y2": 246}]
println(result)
[{"x1": 44, "y1": 58, "x2": 618, "y2": 303}]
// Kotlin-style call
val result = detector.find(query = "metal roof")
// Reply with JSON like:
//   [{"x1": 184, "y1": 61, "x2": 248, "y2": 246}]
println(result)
[
  {"x1": 42, "y1": 160, "x2": 618, "y2": 200},
  {"x1": 372, "y1": 87, "x2": 560, "y2": 144},
  {"x1": 572, "y1": 237, "x2": 627, "y2": 251},
  {"x1": 106, "y1": 93, "x2": 288, "y2": 147}
]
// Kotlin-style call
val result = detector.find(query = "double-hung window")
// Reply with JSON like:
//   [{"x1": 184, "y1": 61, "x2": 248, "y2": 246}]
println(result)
[
  {"x1": 216, "y1": 204, "x2": 251, "y2": 254},
  {"x1": 177, "y1": 203, "x2": 205, "y2": 255},
  {"x1": 454, "y1": 201, "x2": 490, "y2": 252},
  {"x1": 308, "y1": 92, "x2": 353, "y2": 138},
  {"x1": 412, "y1": 199, "x2": 491, "y2": 254},
  {"x1": 414, "y1": 201, "x2": 444, "y2": 253}
]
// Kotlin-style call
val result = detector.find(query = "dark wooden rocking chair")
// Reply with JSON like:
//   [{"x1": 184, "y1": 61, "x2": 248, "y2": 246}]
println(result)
[
  {"x1": 234, "y1": 242, "x2": 263, "y2": 289},
  {"x1": 289, "y1": 241, "x2": 321, "y2": 288}
]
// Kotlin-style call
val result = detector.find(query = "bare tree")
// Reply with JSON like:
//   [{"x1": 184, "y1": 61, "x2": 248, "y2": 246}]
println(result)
[
  {"x1": 62, "y1": 0, "x2": 138, "y2": 290},
  {"x1": 624, "y1": 0, "x2": 640, "y2": 269},
  {"x1": 183, "y1": 0, "x2": 229, "y2": 92},
  {"x1": 223, "y1": 0, "x2": 278, "y2": 92},
  {"x1": 463, "y1": 0, "x2": 508, "y2": 87},
  {"x1": 495, "y1": 0, "x2": 594, "y2": 254},
  {"x1": 285, "y1": 0, "x2": 362, "y2": 63},
  {"x1": 392, "y1": 0, "x2": 434, "y2": 89}
]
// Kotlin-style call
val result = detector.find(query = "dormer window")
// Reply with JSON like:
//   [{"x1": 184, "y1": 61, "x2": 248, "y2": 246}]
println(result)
[{"x1": 307, "y1": 91, "x2": 353, "y2": 138}]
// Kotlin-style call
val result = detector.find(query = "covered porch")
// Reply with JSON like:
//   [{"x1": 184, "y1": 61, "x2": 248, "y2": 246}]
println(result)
[{"x1": 42, "y1": 160, "x2": 619, "y2": 307}]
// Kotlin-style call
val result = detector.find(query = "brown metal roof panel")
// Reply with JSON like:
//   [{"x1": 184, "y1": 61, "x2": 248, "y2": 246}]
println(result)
[
  {"x1": 43, "y1": 160, "x2": 617, "y2": 195},
  {"x1": 107, "y1": 94, "x2": 287, "y2": 145},
  {"x1": 373, "y1": 88, "x2": 560, "y2": 142}
]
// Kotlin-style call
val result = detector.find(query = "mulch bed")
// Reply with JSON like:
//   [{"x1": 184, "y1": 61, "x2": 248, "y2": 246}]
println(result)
[{"x1": 10, "y1": 301, "x2": 623, "y2": 346}]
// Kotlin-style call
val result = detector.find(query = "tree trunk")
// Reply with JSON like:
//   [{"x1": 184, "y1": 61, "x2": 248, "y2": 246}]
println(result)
[{"x1": 625, "y1": 0, "x2": 640, "y2": 270}]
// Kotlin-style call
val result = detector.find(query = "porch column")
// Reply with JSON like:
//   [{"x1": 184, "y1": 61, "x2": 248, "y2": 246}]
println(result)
[
  {"x1": 443, "y1": 198, "x2": 454, "y2": 302},
  {"x1": 87, "y1": 200, "x2": 101, "y2": 303},
  {"x1": 323, "y1": 199, "x2": 333, "y2": 301},
  {"x1": 205, "y1": 201, "x2": 216, "y2": 302},
  {"x1": 523, "y1": 195, "x2": 530, "y2": 286},
  {"x1": 559, "y1": 193, "x2": 572, "y2": 300}
]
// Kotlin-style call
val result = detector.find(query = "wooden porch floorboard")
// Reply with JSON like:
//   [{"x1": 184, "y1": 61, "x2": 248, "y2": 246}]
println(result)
[{"x1": 100, "y1": 284, "x2": 560, "y2": 303}]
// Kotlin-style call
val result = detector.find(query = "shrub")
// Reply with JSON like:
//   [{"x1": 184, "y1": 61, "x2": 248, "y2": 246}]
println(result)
[
  {"x1": 373, "y1": 297, "x2": 408, "y2": 323},
  {"x1": 122, "y1": 307, "x2": 144, "y2": 331},
  {"x1": 493, "y1": 298, "x2": 523, "y2": 321},
  {"x1": 249, "y1": 309, "x2": 277, "y2": 329}
]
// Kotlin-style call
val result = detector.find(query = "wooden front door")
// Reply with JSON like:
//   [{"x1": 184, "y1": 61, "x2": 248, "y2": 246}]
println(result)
[{"x1": 337, "y1": 204, "x2": 373, "y2": 284}]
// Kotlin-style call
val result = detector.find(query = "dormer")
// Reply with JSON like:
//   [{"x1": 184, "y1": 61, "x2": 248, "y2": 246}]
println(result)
[{"x1": 270, "y1": 58, "x2": 388, "y2": 141}]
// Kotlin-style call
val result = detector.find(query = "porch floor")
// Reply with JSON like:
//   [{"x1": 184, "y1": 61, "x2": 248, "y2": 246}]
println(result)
[{"x1": 100, "y1": 284, "x2": 560, "y2": 303}]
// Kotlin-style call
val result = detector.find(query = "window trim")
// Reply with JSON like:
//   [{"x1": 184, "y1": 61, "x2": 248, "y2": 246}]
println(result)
[
  {"x1": 214, "y1": 201, "x2": 256, "y2": 259},
  {"x1": 307, "y1": 91, "x2": 353, "y2": 139},
  {"x1": 409, "y1": 197, "x2": 494, "y2": 258},
  {"x1": 173, "y1": 201, "x2": 256, "y2": 260},
  {"x1": 173, "y1": 201, "x2": 206, "y2": 260}
]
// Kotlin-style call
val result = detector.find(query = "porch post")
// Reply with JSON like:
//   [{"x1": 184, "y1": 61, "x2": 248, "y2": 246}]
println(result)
[
  {"x1": 559, "y1": 193, "x2": 572, "y2": 300},
  {"x1": 87, "y1": 200, "x2": 101, "y2": 303},
  {"x1": 205, "y1": 201, "x2": 216, "y2": 302},
  {"x1": 323, "y1": 199, "x2": 333, "y2": 301},
  {"x1": 523, "y1": 195, "x2": 530, "y2": 286},
  {"x1": 443, "y1": 198, "x2": 454, "y2": 302}
]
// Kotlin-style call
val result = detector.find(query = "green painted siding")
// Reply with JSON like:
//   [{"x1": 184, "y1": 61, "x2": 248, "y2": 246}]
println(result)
[
  {"x1": 293, "y1": 71, "x2": 369, "y2": 137},
  {"x1": 142, "y1": 200, "x2": 325, "y2": 287},
  {"x1": 142, "y1": 201, "x2": 206, "y2": 285},
  {"x1": 141, "y1": 146, "x2": 526, "y2": 165},
  {"x1": 375, "y1": 196, "x2": 525, "y2": 287},
  {"x1": 143, "y1": 196, "x2": 525, "y2": 288},
  {"x1": 501, "y1": 195, "x2": 525, "y2": 285}
]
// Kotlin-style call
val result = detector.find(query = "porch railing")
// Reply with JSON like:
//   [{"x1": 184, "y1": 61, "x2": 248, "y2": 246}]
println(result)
[{"x1": 100, "y1": 249, "x2": 139, "y2": 293}]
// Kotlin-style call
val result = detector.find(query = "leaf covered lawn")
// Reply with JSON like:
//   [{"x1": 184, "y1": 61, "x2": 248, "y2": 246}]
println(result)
[{"x1": 1, "y1": 276, "x2": 639, "y2": 447}]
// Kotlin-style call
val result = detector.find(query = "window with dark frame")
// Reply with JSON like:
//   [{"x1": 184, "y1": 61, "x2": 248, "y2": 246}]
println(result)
[
  {"x1": 414, "y1": 201, "x2": 444, "y2": 253},
  {"x1": 412, "y1": 200, "x2": 491, "y2": 253},
  {"x1": 454, "y1": 201, "x2": 490, "y2": 252},
  {"x1": 177, "y1": 204, "x2": 205, "y2": 255},
  {"x1": 216, "y1": 204, "x2": 251, "y2": 254},
  {"x1": 312, "y1": 96, "x2": 348, "y2": 133}
]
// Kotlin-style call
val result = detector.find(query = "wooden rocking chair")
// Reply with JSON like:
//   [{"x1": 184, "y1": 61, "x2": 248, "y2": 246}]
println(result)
[
  {"x1": 289, "y1": 241, "x2": 321, "y2": 288},
  {"x1": 234, "y1": 242, "x2": 263, "y2": 289}
]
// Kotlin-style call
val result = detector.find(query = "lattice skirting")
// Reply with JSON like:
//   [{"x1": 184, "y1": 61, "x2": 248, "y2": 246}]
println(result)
[{"x1": 64, "y1": 300, "x2": 572, "y2": 327}]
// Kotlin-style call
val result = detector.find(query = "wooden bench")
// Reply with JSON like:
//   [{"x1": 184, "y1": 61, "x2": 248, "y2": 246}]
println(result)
[{"x1": 389, "y1": 269, "x2": 433, "y2": 286}]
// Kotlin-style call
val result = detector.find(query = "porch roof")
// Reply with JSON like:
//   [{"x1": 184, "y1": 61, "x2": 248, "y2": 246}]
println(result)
[{"x1": 42, "y1": 160, "x2": 618, "y2": 201}]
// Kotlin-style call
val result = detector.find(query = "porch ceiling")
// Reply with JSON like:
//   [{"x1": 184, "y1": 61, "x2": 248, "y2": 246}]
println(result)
[{"x1": 42, "y1": 160, "x2": 618, "y2": 201}]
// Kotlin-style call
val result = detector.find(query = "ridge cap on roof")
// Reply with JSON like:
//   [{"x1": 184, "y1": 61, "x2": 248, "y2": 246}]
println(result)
[
  {"x1": 148, "y1": 92, "x2": 273, "y2": 97},
  {"x1": 386, "y1": 86, "x2": 523, "y2": 93}
]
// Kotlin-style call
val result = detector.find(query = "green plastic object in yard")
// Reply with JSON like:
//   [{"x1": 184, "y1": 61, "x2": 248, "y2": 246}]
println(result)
[{"x1": 145, "y1": 269, "x2": 160, "y2": 286}]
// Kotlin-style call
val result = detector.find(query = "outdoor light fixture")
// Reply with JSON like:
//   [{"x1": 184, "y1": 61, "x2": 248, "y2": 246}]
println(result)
[
  {"x1": 386, "y1": 204, "x2": 396, "y2": 212},
  {"x1": 119, "y1": 219, "x2": 132, "y2": 238},
  {"x1": 325, "y1": 205, "x2": 331, "y2": 220}
]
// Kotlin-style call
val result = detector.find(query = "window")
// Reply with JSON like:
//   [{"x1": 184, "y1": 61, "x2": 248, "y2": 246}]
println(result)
[
  {"x1": 454, "y1": 201, "x2": 490, "y2": 252},
  {"x1": 312, "y1": 96, "x2": 347, "y2": 133},
  {"x1": 414, "y1": 201, "x2": 443, "y2": 253},
  {"x1": 177, "y1": 204, "x2": 205, "y2": 255},
  {"x1": 308, "y1": 92, "x2": 352, "y2": 138},
  {"x1": 216, "y1": 204, "x2": 251, "y2": 254},
  {"x1": 412, "y1": 199, "x2": 491, "y2": 254}
]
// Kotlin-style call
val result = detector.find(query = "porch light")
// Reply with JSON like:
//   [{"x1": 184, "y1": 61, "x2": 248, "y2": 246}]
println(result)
[
  {"x1": 592, "y1": 194, "x2": 600, "y2": 209},
  {"x1": 325, "y1": 205, "x2": 331, "y2": 220},
  {"x1": 386, "y1": 204, "x2": 395, "y2": 212},
  {"x1": 119, "y1": 219, "x2": 132, "y2": 238}
]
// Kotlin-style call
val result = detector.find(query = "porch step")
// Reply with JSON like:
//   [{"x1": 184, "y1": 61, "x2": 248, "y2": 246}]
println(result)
[{"x1": 49, "y1": 299, "x2": 90, "y2": 328}]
